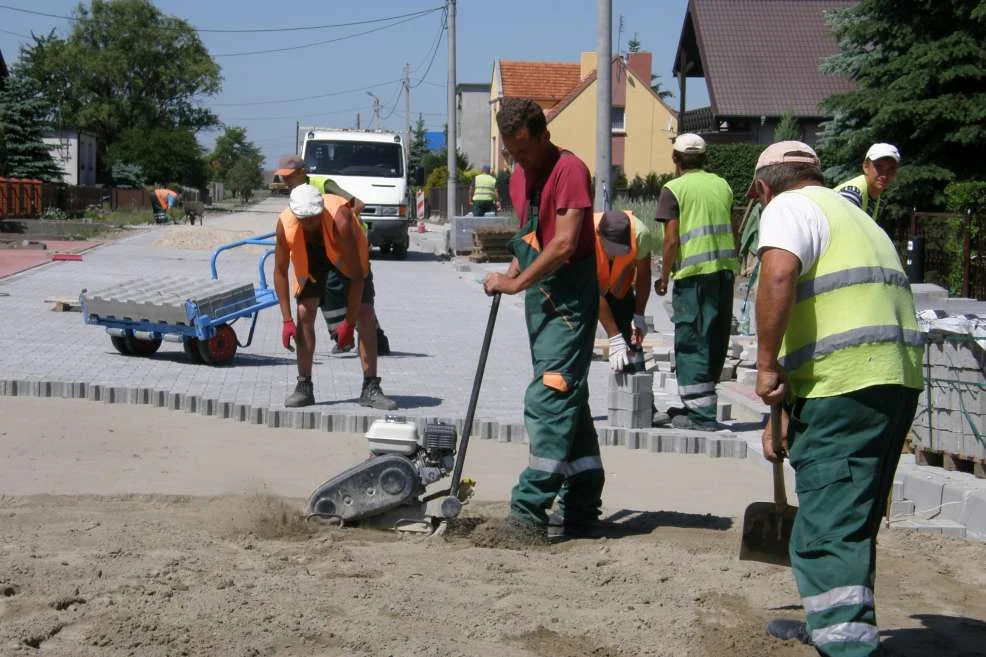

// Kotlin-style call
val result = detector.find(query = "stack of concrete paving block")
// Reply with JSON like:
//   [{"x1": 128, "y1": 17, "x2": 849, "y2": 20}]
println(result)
[
  {"x1": 82, "y1": 277, "x2": 256, "y2": 325},
  {"x1": 608, "y1": 371, "x2": 653, "y2": 429},
  {"x1": 912, "y1": 332, "x2": 985, "y2": 467}
]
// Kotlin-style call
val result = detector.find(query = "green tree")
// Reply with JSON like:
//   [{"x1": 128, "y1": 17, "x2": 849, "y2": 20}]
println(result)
[
  {"x1": 106, "y1": 126, "x2": 208, "y2": 188},
  {"x1": 626, "y1": 32, "x2": 674, "y2": 100},
  {"x1": 15, "y1": 0, "x2": 221, "y2": 177},
  {"x1": 226, "y1": 154, "x2": 263, "y2": 203},
  {"x1": 774, "y1": 107, "x2": 800, "y2": 141},
  {"x1": 209, "y1": 126, "x2": 263, "y2": 183},
  {"x1": 110, "y1": 161, "x2": 144, "y2": 188},
  {"x1": 818, "y1": 0, "x2": 986, "y2": 214},
  {"x1": 627, "y1": 33, "x2": 641, "y2": 54},
  {"x1": 705, "y1": 143, "x2": 763, "y2": 206},
  {"x1": 0, "y1": 75, "x2": 63, "y2": 181},
  {"x1": 408, "y1": 114, "x2": 429, "y2": 182}
]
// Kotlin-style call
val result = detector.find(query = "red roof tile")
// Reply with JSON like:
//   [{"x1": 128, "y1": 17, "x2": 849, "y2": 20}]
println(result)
[{"x1": 499, "y1": 60, "x2": 582, "y2": 103}]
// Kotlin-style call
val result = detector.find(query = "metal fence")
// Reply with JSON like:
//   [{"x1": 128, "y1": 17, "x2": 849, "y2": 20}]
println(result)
[{"x1": 898, "y1": 210, "x2": 985, "y2": 301}]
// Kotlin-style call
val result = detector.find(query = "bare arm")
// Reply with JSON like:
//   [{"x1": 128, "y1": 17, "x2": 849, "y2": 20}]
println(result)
[
  {"x1": 333, "y1": 205, "x2": 365, "y2": 324},
  {"x1": 509, "y1": 208, "x2": 582, "y2": 291},
  {"x1": 755, "y1": 247, "x2": 800, "y2": 405},
  {"x1": 273, "y1": 222, "x2": 293, "y2": 322}
]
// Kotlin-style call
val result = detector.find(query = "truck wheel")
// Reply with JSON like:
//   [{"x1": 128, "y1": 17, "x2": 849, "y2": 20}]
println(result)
[
  {"x1": 392, "y1": 242, "x2": 408, "y2": 260},
  {"x1": 183, "y1": 337, "x2": 205, "y2": 363},
  {"x1": 110, "y1": 335, "x2": 132, "y2": 355},
  {"x1": 123, "y1": 332, "x2": 162, "y2": 356},
  {"x1": 198, "y1": 324, "x2": 237, "y2": 365}
]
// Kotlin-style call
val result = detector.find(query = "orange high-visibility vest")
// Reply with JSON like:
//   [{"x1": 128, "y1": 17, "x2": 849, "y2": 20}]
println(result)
[
  {"x1": 594, "y1": 211, "x2": 638, "y2": 299},
  {"x1": 154, "y1": 189, "x2": 178, "y2": 209},
  {"x1": 278, "y1": 194, "x2": 370, "y2": 296}
]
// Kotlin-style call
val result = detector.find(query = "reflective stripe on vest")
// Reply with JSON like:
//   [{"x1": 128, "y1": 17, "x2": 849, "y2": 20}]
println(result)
[
  {"x1": 663, "y1": 170, "x2": 738, "y2": 279},
  {"x1": 778, "y1": 187, "x2": 923, "y2": 398},
  {"x1": 593, "y1": 211, "x2": 638, "y2": 298},
  {"x1": 834, "y1": 174, "x2": 881, "y2": 220},
  {"x1": 278, "y1": 193, "x2": 370, "y2": 296},
  {"x1": 472, "y1": 173, "x2": 496, "y2": 202}
]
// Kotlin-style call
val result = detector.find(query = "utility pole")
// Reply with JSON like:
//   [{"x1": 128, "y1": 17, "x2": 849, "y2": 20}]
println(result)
[
  {"x1": 367, "y1": 92, "x2": 382, "y2": 129},
  {"x1": 356, "y1": 112, "x2": 361, "y2": 129},
  {"x1": 403, "y1": 62, "x2": 411, "y2": 171},
  {"x1": 596, "y1": 0, "x2": 612, "y2": 211},
  {"x1": 617, "y1": 14, "x2": 624, "y2": 57},
  {"x1": 294, "y1": 120, "x2": 300, "y2": 154},
  {"x1": 446, "y1": 0, "x2": 457, "y2": 245}
]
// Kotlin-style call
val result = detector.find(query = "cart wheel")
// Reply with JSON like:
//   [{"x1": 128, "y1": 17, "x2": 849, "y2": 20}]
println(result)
[
  {"x1": 183, "y1": 337, "x2": 205, "y2": 363},
  {"x1": 110, "y1": 335, "x2": 132, "y2": 355},
  {"x1": 198, "y1": 324, "x2": 237, "y2": 365},
  {"x1": 124, "y1": 332, "x2": 162, "y2": 357}
]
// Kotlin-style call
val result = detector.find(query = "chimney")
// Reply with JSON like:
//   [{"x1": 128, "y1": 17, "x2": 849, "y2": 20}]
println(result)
[
  {"x1": 628, "y1": 52, "x2": 652, "y2": 84},
  {"x1": 580, "y1": 51, "x2": 597, "y2": 80}
]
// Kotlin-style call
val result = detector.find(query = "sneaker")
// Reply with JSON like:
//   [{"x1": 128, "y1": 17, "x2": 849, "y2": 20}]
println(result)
[
  {"x1": 766, "y1": 619, "x2": 812, "y2": 645},
  {"x1": 285, "y1": 377, "x2": 315, "y2": 408},
  {"x1": 503, "y1": 514, "x2": 549, "y2": 545},
  {"x1": 547, "y1": 512, "x2": 604, "y2": 539},
  {"x1": 377, "y1": 328, "x2": 391, "y2": 356},
  {"x1": 670, "y1": 414, "x2": 722, "y2": 432},
  {"x1": 360, "y1": 377, "x2": 398, "y2": 411}
]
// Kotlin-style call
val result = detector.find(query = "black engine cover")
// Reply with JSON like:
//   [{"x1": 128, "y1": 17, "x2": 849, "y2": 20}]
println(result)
[{"x1": 306, "y1": 454, "x2": 421, "y2": 523}]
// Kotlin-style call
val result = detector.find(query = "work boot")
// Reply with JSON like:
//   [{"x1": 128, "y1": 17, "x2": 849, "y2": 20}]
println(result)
[
  {"x1": 360, "y1": 377, "x2": 398, "y2": 411},
  {"x1": 285, "y1": 377, "x2": 315, "y2": 408},
  {"x1": 670, "y1": 414, "x2": 722, "y2": 432},
  {"x1": 547, "y1": 511, "x2": 604, "y2": 539},
  {"x1": 766, "y1": 619, "x2": 813, "y2": 645}
]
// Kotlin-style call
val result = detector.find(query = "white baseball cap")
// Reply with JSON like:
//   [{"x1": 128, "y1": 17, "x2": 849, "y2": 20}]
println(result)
[
  {"x1": 865, "y1": 143, "x2": 900, "y2": 162},
  {"x1": 289, "y1": 184, "x2": 324, "y2": 218},
  {"x1": 673, "y1": 133, "x2": 707, "y2": 153}
]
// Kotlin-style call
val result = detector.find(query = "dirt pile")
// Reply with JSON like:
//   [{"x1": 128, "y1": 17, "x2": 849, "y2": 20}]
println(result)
[{"x1": 154, "y1": 227, "x2": 260, "y2": 251}]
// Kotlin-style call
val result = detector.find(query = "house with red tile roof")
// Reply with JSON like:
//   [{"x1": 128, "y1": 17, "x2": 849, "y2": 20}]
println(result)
[
  {"x1": 488, "y1": 53, "x2": 678, "y2": 179},
  {"x1": 673, "y1": 0, "x2": 856, "y2": 144}
]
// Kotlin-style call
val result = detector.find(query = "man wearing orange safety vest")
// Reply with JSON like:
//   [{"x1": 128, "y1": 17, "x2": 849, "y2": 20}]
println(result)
[
  {"x1": 593, "y1": 210, "x2": 655, "y2": 375},
  {"x1": 273, "y1": 180, "x2": 398, "y2": 410},
  {"x1": 151, "y1": 186, "x2": 180, "y2": 223}
]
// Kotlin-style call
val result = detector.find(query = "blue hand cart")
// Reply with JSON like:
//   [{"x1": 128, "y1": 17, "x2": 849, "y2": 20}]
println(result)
[{"x1": 81, "y1": 232, "x2": 281, "y2": 365}]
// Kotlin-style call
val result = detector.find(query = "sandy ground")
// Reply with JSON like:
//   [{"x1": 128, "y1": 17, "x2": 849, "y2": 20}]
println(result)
[
  {"x1": 153, "y1": 226, "x2": 261, "y2": 251},
  {"x1": 2, "y1": 398, "x2": 986, "y2": 657}
]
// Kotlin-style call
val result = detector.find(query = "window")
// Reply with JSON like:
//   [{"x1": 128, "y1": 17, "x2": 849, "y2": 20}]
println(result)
[
  {"x1": 611, "y1": 107, "x2": 625, "y2": 132},
  {"x1": 303, "y1": 140, "x2": 404, "y2": 178}
]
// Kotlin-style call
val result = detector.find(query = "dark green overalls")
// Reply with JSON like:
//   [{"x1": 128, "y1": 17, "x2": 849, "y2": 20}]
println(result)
[{"x1": 507, "y1": 189, "x2": 603, "y2": 527}]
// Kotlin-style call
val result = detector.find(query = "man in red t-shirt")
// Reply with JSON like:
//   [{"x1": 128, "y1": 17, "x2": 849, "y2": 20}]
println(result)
[{"x1": 483, "y1": 97, "x2": 602, "y2": 542}]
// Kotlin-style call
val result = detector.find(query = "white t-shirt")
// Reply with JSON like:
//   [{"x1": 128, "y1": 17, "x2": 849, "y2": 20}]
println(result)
[{"x1": 757, "y1": 188, "x2": 832, "y2": 272}]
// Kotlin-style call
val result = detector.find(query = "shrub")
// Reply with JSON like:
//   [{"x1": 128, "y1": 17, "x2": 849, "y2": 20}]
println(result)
[{"x1": 705, "y1": 144, "x2": 763, "y2": 206}]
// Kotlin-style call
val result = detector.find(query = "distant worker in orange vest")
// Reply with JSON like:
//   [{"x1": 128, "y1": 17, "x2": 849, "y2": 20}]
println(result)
[
  {"x1": 593, "y1": 210, "x2": 655, "y2": 375},
  {"x1": 273, "y1": 180, "x2": 398, "y2": 410},
  {"x1": 273, "y1": 154, "x2": 392, "y2": 356},
  {"x1": 152, "y1": 185, "x2": 180, "y2": 223}
]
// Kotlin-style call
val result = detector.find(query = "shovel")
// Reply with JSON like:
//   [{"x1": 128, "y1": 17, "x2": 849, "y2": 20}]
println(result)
[{"x1": 739, "y1": 405, "x2": 798, "y2": 566}]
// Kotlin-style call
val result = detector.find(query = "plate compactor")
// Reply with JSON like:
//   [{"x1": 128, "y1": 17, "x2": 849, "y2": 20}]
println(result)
[{"x1": 305, "y1": 295, "x2": 501, "y2": 534}]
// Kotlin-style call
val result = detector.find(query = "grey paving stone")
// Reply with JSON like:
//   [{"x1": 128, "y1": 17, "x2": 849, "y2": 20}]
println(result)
[
  {"x1": 889, "y1": 500, "x2": 915, "y2": 518},
  {"x1": 900, "y1": 471, "x2": 946, "y2": 519}
]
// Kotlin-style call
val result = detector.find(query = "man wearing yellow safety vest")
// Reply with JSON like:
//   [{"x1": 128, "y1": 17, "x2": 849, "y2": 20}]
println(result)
[
  {"x1": 654, "y1": 133, "x2": 738, "y2": 431},
  {"x1": 750, "y1": 141, "x2": 923, "y2": 657},
  {"x1": 273, "y1": 173, "x2": 398, "y2": 411},
  {"x1": 593, "y1": 209, "x2": 654, "y2": 374},
  {"x1": 833, "y1": 143, "x2": 900, "y2": 222},
  {"x1": 273, "y1": 154, "x2": 392, "y2": 356},
  {"x1": 468, "y1": 165, "x2": 500, "y2": 216}
]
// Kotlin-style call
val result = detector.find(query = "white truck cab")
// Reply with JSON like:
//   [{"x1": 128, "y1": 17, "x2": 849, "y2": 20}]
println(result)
[{"x1": 300, "y1": 127, "x2": 410, "y2": 259}]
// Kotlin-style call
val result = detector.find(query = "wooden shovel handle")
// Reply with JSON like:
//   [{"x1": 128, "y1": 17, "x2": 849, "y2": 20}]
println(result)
[{"x1": 771, "y1": 405, "x2": 788, "y2": 509}]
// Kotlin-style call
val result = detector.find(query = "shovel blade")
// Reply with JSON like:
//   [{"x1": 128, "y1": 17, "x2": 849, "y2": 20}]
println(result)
[{"x1": 739, "y1": 501, "x2": 798, "y2": 567}]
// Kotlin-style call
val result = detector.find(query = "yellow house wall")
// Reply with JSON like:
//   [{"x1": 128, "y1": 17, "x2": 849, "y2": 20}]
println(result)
[
  {"x1": 547, "y1": 83, "x2": 597, "y2": 176},
  {"x1": 623, "y1": 70, "x2": 677, "y2": 178}
]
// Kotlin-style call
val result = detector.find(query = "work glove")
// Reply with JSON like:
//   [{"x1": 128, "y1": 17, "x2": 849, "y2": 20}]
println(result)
[
  {"x1": 282, "y1": 319, "x2": 297, "y2": 351},
  {"x1": 608, "y1": 334, "x2": 630, "y2": 372},
  {"x1": 336, "y1": 318, "x2": 355, "y2": 350},
  {"x1": 632, "y1": 314, "x2": 648, "y2": 340}
]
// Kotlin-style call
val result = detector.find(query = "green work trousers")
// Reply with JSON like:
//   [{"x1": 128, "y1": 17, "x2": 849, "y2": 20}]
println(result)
[
  {"x1": 671, "y1": 269, "x2": 734, "y2": 423},
  {"x1": 787, "y1": 384, "x2": 920, "y2": 657}
]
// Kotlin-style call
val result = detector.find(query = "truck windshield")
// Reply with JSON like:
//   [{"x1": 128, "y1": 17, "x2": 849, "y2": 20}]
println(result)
[{"x1": 303, "y1": 140, "x2": 404, "y2": 178}]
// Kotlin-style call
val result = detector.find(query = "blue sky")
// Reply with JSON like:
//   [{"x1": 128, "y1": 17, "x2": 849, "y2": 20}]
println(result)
[{"x1": 0, "y1": 0, "x2": 710, "y2": 167}]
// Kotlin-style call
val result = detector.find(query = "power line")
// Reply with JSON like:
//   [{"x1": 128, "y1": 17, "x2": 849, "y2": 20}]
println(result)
[
  {"x1": 413, "y1": 9, "x2": 446, "y2": 72},
  {"x1": 210, "y1": 79, "x2": 401, "y2": 107},
  {"x1": 411, "y1": 8, "x2": 447, "y2": 89},
  {"x1": 0, "y1": 27, "x2": 29, "y2": 38},
  {"x1": 221, "y1": 106, "x2": 367, "y2": 121},
  {"x1": 0, "y1": 3, "x2": 443, "y2": 35},
  {"x1": 379, "y1": 84, "x2": 405, "y2": 121},
  {"x1": 214, "y1": 11, "x2": 440, "y2": 57}
]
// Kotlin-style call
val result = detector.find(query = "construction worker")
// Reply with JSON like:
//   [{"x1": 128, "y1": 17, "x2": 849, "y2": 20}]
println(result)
[
  {"x1": 468, "y1": 165, "x2": 500, "y2": 216},
  {"x1": 274, "y1": 154, "x2": 392, "y2": 356},
  {"x1": 593, "y1": 209, "x2": 654, "y2": 374},
  {"x1": 273, "y1": 179, "x2": 398, "y2": 411},
  {"x1": 833, "y1": 143, "x2": 900, "y2": 222},
  {"x1": 151, "y1": 185, "x2": 180, "y2": 223},
  {"x1": 482, "y1": 97, "x2": 601, "y2": 541},
  {"x1": 654, "y1": 133, "x2": 738, "y2": 431},
  {"x1": 750, "y1": 141, "x2": 923, "y2": 656}
]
